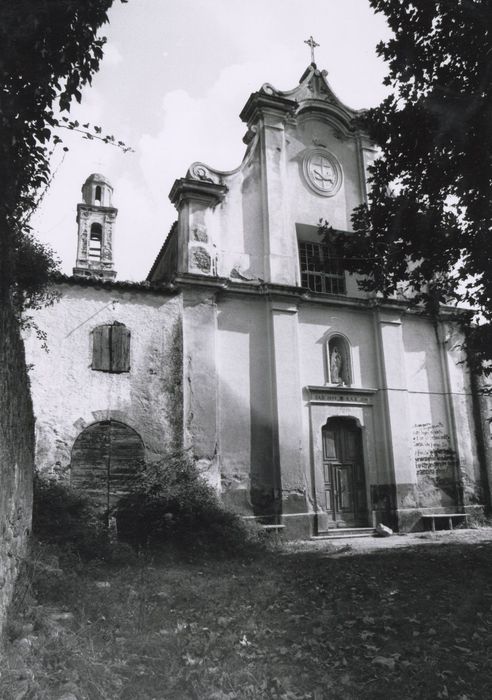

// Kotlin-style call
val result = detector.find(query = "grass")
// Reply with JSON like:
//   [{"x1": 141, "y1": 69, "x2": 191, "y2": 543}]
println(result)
[{"x1": 2, "y1": 534, "x2": 492, "y2": 699}]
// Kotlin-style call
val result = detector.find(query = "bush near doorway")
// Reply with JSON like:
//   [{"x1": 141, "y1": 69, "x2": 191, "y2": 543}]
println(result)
[
  {"x1": 115, "y1": 452, "x2": 260, "y2": 554},
  {"x1": 33, "y1": 454, "x2": 263, "y2": 559},
  {"x1": 32, "y1": 471, "x2": 110, "y2": 560}
]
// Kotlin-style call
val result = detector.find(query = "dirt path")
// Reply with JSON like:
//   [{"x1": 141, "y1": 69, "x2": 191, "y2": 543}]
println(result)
[{"x1": 285, "y1": 525, "x2": 492, "y2": 556}]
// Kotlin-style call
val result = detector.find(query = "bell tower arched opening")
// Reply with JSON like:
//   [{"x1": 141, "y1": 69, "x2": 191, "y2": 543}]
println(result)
[{"x1": 89, "y1": 223, "x2": 102, "y2": 261}]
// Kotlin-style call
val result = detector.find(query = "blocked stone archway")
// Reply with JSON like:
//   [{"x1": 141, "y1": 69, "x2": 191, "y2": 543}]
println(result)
[{"x1": 71, "y1": 420, "x2": 144, "y2": 512}]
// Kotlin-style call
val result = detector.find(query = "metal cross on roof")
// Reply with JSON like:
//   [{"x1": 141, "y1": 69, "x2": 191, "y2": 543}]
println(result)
[{"x1": 304, "y1": 35, "x2": 320, "y2": 64}]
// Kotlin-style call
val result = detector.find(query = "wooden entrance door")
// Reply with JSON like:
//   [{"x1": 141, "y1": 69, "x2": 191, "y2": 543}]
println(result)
[
  {"x1": 71, "y1": 420, "x2": 144, "y2": 514},
  {"x1": 322, "y1": 418, "x2": 367, "y2": 527}
]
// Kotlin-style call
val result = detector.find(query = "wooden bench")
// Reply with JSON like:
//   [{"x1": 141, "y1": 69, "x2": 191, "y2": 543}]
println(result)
[
  {"x1": 260, "y1": 524, "x2": 285, "y2": 533},
  {"x1": 422, "y1": 513, "x2": 468, "y2": 532}
]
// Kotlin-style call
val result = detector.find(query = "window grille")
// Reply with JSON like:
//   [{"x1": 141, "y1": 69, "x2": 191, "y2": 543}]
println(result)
[{"x1": 299, "y1": 241, "x2": 346, "y2": 295}]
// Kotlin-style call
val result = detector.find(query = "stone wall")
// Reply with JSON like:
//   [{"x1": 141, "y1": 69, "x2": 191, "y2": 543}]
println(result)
[{"x1": 0, "y1": 305, "x2": 34, "y2": 636}]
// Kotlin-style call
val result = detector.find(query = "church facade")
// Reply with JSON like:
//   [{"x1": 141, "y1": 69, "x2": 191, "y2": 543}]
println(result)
[{"x1": 25, "y1": 64, "x2": 492, "y2": 536}]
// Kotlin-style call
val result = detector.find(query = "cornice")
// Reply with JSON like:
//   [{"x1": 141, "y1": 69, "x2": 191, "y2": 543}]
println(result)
[
  {"x1": 239, "y1": 91, "x2": 298, "y2": 125},
  {"x1": 169, "y1": 178, "x2": 228, "y2": 209},
  {"x1": 76, "y1": 203, "x2": 118, "y2": 215},
  {"x1": 171, "y1": 273, "x2": 470, "y2": 319}
]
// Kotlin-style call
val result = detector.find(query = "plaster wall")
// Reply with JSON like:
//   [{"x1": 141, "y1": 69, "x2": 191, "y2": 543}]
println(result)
[
  {"x1": 297, "y1": 304, "x2": 378, "y2": 389},
  {"x1": 215, "y1": 154, "x2": 266, "y2": 281},
  {"x1": 477, "y1": 388, "x2": 492, "y2": 505},
  {"x1": 181, "y1": 287, "x2": 220, "y2": 486},
  {"x1": 402, "y1": 316, "x2": 484, "y2": 517},
  {"x1": 216, "y1": 296, "x2": 276, "y2": 513},
  {"x1": 443, "y1": 323, "x2": 485, "y2": 504},
  {"x1": 24, "y1": 283, "x2": 182, "y2": 475},
  {"x1": 284, "y1": 117, "x2": 361, "y2": 237},
  {"x1": 376, "y1": 313, "x2": 414, "y2": 518}
]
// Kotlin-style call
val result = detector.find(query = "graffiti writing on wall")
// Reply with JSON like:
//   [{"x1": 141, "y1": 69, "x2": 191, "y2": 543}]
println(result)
[{"x1": 412, "y1": 422, "x2": 457, "y2": 478}]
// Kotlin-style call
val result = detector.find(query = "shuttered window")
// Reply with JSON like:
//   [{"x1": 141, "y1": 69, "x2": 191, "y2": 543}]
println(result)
[{"x1": 92, "y1": 322, "x2": 131, "y2": 373}]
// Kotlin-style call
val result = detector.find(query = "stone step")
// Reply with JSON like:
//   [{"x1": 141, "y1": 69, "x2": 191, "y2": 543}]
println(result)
[{"x1": 313, "y1": 527, "x2": 376, "y2": 540}]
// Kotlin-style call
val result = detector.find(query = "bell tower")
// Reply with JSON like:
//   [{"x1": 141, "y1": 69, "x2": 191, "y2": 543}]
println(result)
[{"x1": 73, "y1": 173, "x2": 118, "y2": 280}]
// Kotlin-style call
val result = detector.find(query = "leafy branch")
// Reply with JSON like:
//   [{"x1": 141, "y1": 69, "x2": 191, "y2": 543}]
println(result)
[
  {"x1": 0, "y1": 0, "x2": 129, "y2": 319},
  {"x1": 57, "y1": 117, "x2": 134, "y2": 153},
  {"x1": 320, "y1": 0, "x2": 492, "y2": 376}
]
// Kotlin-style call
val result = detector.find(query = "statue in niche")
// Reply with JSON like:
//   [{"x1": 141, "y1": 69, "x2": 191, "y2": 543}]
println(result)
[{"x1": 330, "y1": 346, "x2": 343, "y2": 384}]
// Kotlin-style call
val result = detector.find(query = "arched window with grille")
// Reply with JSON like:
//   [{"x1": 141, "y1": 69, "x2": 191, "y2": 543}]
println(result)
[
  {"x1": 92, "y1": 322, "x2": 131, "y2": 373},
  {"x1": 326, "y1": 334, "x2": 352, "y2": 386}
]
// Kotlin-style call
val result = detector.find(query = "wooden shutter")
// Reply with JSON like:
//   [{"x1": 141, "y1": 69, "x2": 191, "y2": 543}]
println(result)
[
  {"x1": 92, "y1": 325, "x2": 111, "y2": 371},
  {"x1": 110, "y1": 323, "x2": 130, "y2": 372}
]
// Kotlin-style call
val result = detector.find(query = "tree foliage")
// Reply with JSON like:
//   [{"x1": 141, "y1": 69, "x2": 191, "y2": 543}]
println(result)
[
  {"x1": 0, "y1": 0, "x2": 124, "y2": 310},
  {"x1": 322, "y1": 0, "x2": 492, "y2": 372}
]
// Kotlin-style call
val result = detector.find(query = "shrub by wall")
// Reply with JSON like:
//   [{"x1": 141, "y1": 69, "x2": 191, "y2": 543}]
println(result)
[
  {"x1": 0, "y1": 304, "x2": 34, "y2": 637},
  {"x1": 115, "y1": 452, "x2": 261, "y2": 555}
]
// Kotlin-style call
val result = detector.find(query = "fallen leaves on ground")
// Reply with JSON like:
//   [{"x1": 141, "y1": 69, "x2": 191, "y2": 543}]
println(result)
[{"x1": 2, "y1": 536, "x2": 492, "y2": 699}]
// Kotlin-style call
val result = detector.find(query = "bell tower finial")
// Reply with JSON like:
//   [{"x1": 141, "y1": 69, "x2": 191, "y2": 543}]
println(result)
[{"x1": 73, "y1": 173, "x2": 118, "y2": 281}]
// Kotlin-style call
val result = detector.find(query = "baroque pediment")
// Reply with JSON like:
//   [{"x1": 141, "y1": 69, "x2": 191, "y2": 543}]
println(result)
[{"x1": 258, "y1": 64, "x2": 359, "y2": 131}]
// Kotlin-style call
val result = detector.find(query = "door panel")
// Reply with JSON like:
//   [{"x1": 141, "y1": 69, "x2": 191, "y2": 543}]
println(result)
[
  {"x1": 322, "y1": 419, "x2": 367, "y2": 527},
  {"x1": 335, "y1": 464, "x2": 354, "y2": 513},
  {"x1": 71, "y1": 420, "x2": 144, "y2": 513}
]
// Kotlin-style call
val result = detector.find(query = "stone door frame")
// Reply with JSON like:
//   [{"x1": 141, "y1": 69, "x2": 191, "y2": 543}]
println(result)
[{"x1": 306, "y1": 386, "x2": 376, "y2": 532}]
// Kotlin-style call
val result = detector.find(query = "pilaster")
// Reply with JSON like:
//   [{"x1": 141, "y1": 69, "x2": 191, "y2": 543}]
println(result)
[
  {"x1": 241, "y1": 91, "x2": 299, "y2": 286},
  {"x1": 169, "y1": 178, "x2": 227, "y2": 277},
  {"x1": 374, "y1": 308, "x2": 414, "y2": 528},
  {"x1": 181, "y1": 286, "x2": 220, "y2": 486},
  {"x1": 269, "y1": 299, "x2": 310, "y2": 536}
]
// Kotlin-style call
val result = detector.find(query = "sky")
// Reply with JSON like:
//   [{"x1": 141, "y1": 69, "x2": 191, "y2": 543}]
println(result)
[{"x1": 31, "y1": 0, "x2": 393, "y2": 282}]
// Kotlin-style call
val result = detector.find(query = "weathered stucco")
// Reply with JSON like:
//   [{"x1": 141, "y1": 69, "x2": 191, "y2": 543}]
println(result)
[
  {"x1": 24, "y1": 281, "x2": 182, "y2": 477},
  {"x1": 0, "y1": 305, "x2": 34, "y2": 636}
]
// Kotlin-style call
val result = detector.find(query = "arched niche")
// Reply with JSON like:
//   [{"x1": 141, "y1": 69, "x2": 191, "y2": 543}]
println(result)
[
  {"x1": 326, "y1": 333, "x2": 352, "y2": 386},
  {"x1": 71, "y1": 420, "x2": 144, "y2": 513}
]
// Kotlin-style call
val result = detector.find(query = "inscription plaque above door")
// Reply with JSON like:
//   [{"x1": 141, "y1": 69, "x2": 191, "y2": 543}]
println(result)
[{"x1": 306, "y1": 385, "x2": 375, "y2": 405}]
